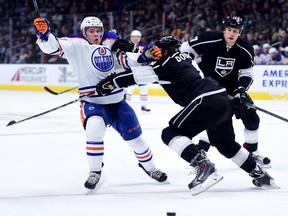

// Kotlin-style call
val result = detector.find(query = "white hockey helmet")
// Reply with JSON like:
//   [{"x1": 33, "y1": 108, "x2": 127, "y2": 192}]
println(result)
[
  {"x1": 80, "y1": 16, "x2": 104, "y2": 33},
  {"x1": 130, "y1": 30, "x2": 142, "y2": 37}
]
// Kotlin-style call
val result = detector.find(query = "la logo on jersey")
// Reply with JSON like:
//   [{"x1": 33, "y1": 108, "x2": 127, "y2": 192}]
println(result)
[
  {"x1": 91, "y1": 47, "x2": 114, "y2": 72},
  {"x1": 215, "y1": 57, "x2": 235, "y2": 77}
]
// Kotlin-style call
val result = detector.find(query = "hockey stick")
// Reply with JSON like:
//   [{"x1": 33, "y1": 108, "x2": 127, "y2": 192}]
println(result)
[
  {"x1": 6, "y1": 94, "x2": 92, "y2": 127},
  {"x1": 229, "y1": 95, "x2": 288, "y2": 123},
  {"x1": 32, "y1": 0, "x2": 40, "y2": 17},
  {"x1": 245, "y1": 102, "x2": 288, "y2": 123},
  {"x1": 44, "y1": 86, "x2": 79, "y2": 95},
  {"x1": 32, "y1": 0, "x2": 77, "y2": 96}
]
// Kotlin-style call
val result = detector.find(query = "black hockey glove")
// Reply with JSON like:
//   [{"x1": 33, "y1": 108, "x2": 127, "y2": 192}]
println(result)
[
  {"x1": 96, "y1": 73, "x2": 118, "y2": 96},
  {"x1": 231, "y1": 87, "x2": 255, "y2": 119},
  {"x1": 111, "y1": 39, "x2": 134, "y2": 53},
  {"x1": 232, "y1": 87, "x2": 248, "y2": 107}
]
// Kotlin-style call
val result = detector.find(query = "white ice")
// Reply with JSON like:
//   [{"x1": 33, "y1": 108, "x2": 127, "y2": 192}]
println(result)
[{"x1": 0, "y1": 90, "x2": 287, "y2": 216}]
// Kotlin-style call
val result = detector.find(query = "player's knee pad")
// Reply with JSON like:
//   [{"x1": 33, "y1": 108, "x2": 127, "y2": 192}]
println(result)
[
  {"x1": 161, "y1": 126, "x2": 181, "y2": 145},
  {"x1": 86, "y1": 115, "x2": 106, "y2": 141},
  {"x1": 216, "y1": 142, "x2": 241, "y2": 159},
  {"x1": 242, "y1": 112, "x2": 260, "y2": 130}
]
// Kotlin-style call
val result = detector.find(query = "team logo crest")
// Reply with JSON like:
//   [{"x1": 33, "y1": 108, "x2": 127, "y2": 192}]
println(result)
[
  {"x1": 91, "y1": 47, "x2": 114, "y2": 72},
  {"x1": 215, "y1": 57, "x2": 235, "y2": 77}
]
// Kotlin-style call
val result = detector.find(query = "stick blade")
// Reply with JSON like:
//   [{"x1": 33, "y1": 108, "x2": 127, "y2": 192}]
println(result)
[
  {"x1": 6, "y1": 120, "x2": 16, "y2": 127},
  {"x1": 44, "y1": 86, "x2": 58, "y2": 95}
]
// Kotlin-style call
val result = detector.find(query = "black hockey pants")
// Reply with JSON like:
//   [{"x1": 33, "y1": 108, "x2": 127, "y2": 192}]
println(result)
[{"x1": 167, "y1": 92, "x2": 241, "y2": 158}]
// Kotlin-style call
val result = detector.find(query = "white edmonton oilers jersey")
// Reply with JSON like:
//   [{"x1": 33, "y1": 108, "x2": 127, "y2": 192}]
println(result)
[
  {"x1": 36, "y1": 33, "x2": 124, "y2": 104},
  {"x1": 114, "y1": 51, "x2": 158, "y2": 84}
]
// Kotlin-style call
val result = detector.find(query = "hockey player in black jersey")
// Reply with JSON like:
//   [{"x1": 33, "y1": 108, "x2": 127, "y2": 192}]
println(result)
[
  {"x1": 180, "y1": 15, "x2": 271, "y2": 168},
  {"x1": 95, "y1": 36, "x2": 279, "y2": 195}
]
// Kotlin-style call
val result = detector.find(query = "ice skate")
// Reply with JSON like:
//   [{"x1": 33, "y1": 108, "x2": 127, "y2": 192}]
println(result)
[
  {"x1": 138, "y1": 163, "x2": 169, "y2": 183},
  {"x1": 188, "y1": 150, "x2": 223, "y2": 196},
  {"x1": 249, "y1": 165, "x2": 280, "y2": 189},
  {"x1": 251, "y1": 150, "x2": 272, "y2": 169},
  {"x1": 84, "y1": 171, "x2": 101, "y2": 194},
  {"x1": 141, "y1": 105, "x2": 151, "y2": 113}
]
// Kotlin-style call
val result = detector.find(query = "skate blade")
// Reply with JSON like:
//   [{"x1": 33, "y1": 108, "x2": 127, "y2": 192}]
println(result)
[
  {"x1": 159, "y1": 179, "x2": 170, "y2": 184},
  {"x1": 260, "y1": 181, "x2": 280, "y2": 190},
  {"x1": 86, "y1": 189, "x2": 95, "y2": 195},
  {"x1": 258, "y1": 164, "x2": 272, "y2": 169},
  {"x1": 190, "y1": 172, "x2": 224, "y2": 196},
  {"x1": 141, "y1": 111, "x2": 151, "y2": 114}
]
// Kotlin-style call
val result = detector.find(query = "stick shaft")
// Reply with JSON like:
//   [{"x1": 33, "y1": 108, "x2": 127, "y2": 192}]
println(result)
[
  {"x1": 6, "y1": 94, "x2": 91, "y2": 127},
  {"x1": 44, "y1": 86, "x2": 78, "y2": 95},
  {"x1": 246, "y1": 102, "x2": 288, "y2": 123},
  {"x1": 32, "y1": 0, "x2": 40, "y2": 17},
  {"x1": 228, "y1": 95, "x2": 288, "y2": 123}
]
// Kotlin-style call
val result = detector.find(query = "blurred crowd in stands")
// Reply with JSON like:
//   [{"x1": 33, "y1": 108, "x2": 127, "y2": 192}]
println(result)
[{"x1": 1, "y1": 0, "x2": 288, "y2": 64}]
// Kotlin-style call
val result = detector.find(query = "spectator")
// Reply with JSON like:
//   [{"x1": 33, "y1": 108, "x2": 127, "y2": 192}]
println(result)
[
  {"x1": 2, "y1": 0, "x2": 288, "y2": 64},
  {"x1": 267, "y1": 47, "x2": 288, "y2": 65},
  {"x1": 16, "y1": 48, "x2": 28, "y2": 63},
  {"x1": 0, "y1": 45, "x2": 6, "y2": 63},
  {"x1": 253, "y1": 44, "x2": 263, "y2": 65},
  {"x1": 270, "y1": 32, "x2": 281, "y2": 50},
  {"x1": 246, "y1": 32, "x2": 257, "y2": 46},
  {"x1": 259, "y1": 43, "x2": 271, "y2": 64},
  {"x1": 283, "y1": 46, "x2": 288, "y2": 58},
  {"x1": 279, "y1": 29, "x2": 288, "y2": 51}
]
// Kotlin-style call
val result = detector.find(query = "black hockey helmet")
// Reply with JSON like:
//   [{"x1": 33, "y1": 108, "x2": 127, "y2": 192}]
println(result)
[
  {"x1": 155, "y1": 36, "x2": 181, "y2": 56},
  {"x1": 222, "y1": 15, "x2": 244, "y2": 32}
]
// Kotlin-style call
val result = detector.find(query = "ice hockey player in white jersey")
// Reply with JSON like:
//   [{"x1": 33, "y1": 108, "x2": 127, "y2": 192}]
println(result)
[
  {"x1": 33, "y1": 16, "x2": 168, "y2": 193},
  {"x1": 125, "y1": 29, "x2": 151, "y2": 112}
]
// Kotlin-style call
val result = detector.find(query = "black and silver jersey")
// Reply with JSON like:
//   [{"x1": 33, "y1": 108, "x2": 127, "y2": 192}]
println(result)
[
  {"x1": 184, "y1": 31, "x2": 254, "y2": 94},
  {"x1": 150, "y1": 52, "x2": 223, "y2": 106}
]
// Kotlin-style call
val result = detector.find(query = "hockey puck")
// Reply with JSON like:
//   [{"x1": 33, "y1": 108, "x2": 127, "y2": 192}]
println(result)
[
  {"x1": 6, "y1": 120, "x2": 16, "y2": 126},
  {"x1": 167, "y1": 212, "x2": 176, "y2": 216},
  {"x1": 263, "y1": 157, "x2": 271, "y2": 165}
]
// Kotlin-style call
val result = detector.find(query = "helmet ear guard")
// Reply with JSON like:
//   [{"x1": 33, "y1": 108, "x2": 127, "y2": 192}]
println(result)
[{"x1": 222, "y1": 15, "x2": 244, "y2": 32}]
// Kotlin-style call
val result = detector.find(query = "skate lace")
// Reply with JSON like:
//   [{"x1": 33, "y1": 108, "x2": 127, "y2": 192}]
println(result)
[
  {"x1": 87, "y1": 173, "x2": 100, "y2": 184},
  {"x1": 188, "y1": 163, "x2": 203, "y2": 176},
  {"x1": 149, "y1": 169, "x2": 164, "y2": 180},
  {"x1": 194, "y1": 165, "x2": 203, "y2": 178},
  {"x1": 187, "y1": 167, "x2": 195, "y2": 176}
]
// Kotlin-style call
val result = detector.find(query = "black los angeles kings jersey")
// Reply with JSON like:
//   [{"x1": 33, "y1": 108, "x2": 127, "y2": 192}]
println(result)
[
  {"x1": 186, "y1": 31, "x2": 254, "y2": 94},
  {"x1": 150, "y1": 52, "x2": 223, "y2": 106}
]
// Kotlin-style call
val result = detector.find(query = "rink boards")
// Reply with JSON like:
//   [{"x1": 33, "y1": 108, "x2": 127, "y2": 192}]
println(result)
[{"x1": 0, "y1": 64, "x2": 287, "y2": 100}]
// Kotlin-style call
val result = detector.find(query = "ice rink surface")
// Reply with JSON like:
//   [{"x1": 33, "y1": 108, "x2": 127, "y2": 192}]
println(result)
[{"x1": 0, "y1": 90, "x2": 287, "y2": 216}]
